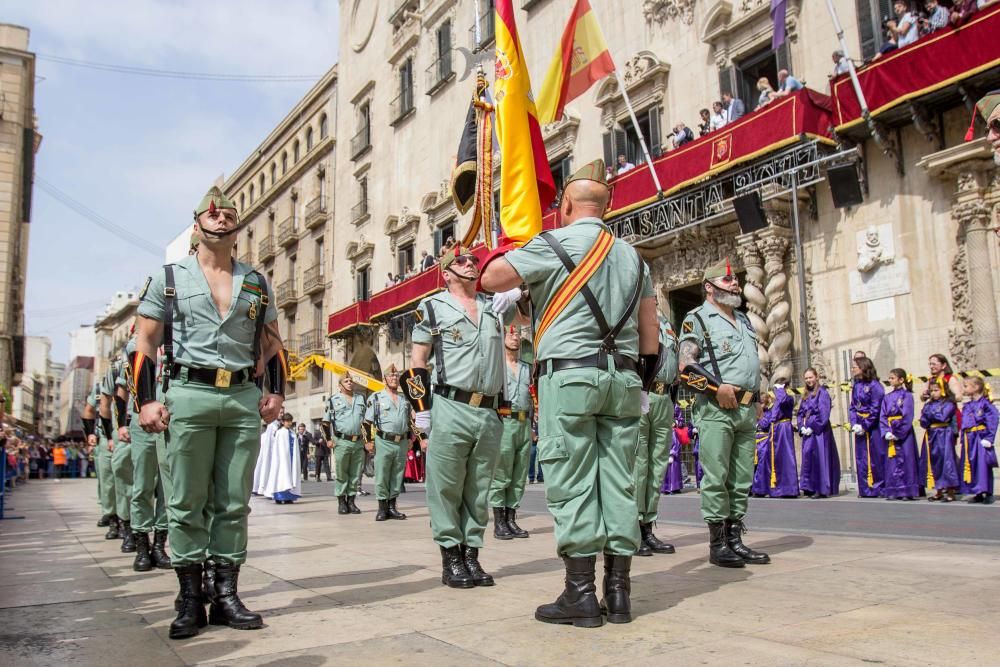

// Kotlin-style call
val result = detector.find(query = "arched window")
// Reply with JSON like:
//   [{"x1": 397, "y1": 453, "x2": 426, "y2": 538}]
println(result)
[
  {"x1": 293, "y1": 139, "x2": 300, "y2": 163},
  {"x1": 306, "y1": 126, "x2": 314, "y2": 151},
  {"x1": 270, "y1": 163, "x2": 277, "y2": 185},
  {"x1": 281, "y1": 151, "x2": 288, "y2": 175},
  {"x1": 319, "y1": 113, "x2": 328, "y2": 139},
  {"x1": 249, "y1": 184, "x2": 255, "y2": 204},
  {"x1": 240, "y1": 193, "x2": 245, "y2": 211},
  {"x1": 258, "y1": 173, "x2": 265, "y2": 194}
]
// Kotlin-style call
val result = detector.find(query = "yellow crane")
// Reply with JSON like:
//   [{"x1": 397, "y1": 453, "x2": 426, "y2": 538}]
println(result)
[{"x1": 286, "y1": 353, "x2": 385, "y2": 392}]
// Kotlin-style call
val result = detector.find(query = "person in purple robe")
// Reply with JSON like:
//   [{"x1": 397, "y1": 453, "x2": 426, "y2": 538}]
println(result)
[
  {"x1": 880, "y1": 369, "x2": 920, "y2": 500},
  {"x1": 691, "y1": 425, "x2": 703, "y2": 488},
  {"x1": 958, "y1": 377, "x2": 999, "y2": 504},
  {"x1": 798, "y1": 368, "x2": 841, "y2": 498},
  {"x1": 849, "y1": 357, "x2": 885, "y2": 497},
  {"x1": 751, "y1": 415, "x2": 770, "y2": 497},
  {"x1": 661, "y1": 405, "x2": 688, "y2": 494},
  {"x1": 752, "y1": 383, "x2": 798, "y2": 497},
  {"x1": 918, "y1": 379, "x2": 959, "y2": 502}
]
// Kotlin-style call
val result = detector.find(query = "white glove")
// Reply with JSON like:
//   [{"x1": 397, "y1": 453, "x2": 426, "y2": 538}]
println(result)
[
  {"x1": 640, "y1": 391, "x2": 650, "y2": 415},
  {"x1": 491, "y1": 287, "x2": 522, "y2": 315},
  {"x1": 983, "y1": 440, "x2": 993, "y2": 449},
  {"x1": 668, "y1": 455, "x2": 675, "y2": 464},
  {"x1": 885, "y1": 433, "x2": 896, "y2": 441},
  {"x1": 852, "y1": 424, "x2": 863, "y2": 435},
  {"x1": 691, "y1": 426, "x2": 698, "y2": 435},
  {"x1": 800, "y1": 427, "x2": 813, "y2": 437},
  {"x1": 415, "y1": 410, "x2": 431, "y2": 434}
]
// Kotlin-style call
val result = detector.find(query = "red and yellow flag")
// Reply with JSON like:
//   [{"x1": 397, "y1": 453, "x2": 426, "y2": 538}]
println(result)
[
  {"x1": 494, "y1": 0, "x2": 555, "y2": 246},
  {"x1": 536, "y1": 0, "x2": 615, "y2": 125}
]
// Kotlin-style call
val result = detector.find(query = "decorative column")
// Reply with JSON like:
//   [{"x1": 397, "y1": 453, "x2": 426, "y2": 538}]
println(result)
[
  {"x1": 953, "y1": 179, "x2": 1000, "y2": 365},
  {"x1": 736, "y1": 234, "x2": 768, "y2": 355},
  {"x1": 760, "y1": 229, "x2": 794, "y2": 384}
]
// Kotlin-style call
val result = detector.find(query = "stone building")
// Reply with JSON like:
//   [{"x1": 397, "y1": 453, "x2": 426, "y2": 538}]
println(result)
[
  {"x1": 10, "y1": 335, "x2": 59, "y2": 435},
  {"x1": 94, "y1": 290, "x2": 139, "y2": 384},
  {"x1": 0, "y1": 23, "x2": 41, "y2": 397}
]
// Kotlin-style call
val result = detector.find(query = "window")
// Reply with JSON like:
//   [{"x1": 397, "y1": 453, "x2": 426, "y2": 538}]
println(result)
[
  {"x1": 393, "y1": 58, "x2": 415, "y2": 123},
  {"x1": 306, "y1": 126, "x2": 314, "y2": 152},
  {"x1": 856, "y1": 0, "x2": 894, "y2": 61},
  {"x1": 289, "y1": 256, "x2": 297, "y2": 288},
  {"x1": 472, "y1": 0, "x2": 496, "y2": 51},
  {"x1": 356, "y1": 266, "x2": 371, "y2": 301},
  {"x1": 249, "y1": 184, "x2": 255, "y2": 204},
  {"x1": 352, "y1": 103, "x2": 372, "y2": 158},
  {"x1": 428, "y1": 20, "x2": 453, "y2": 92},
  {"x1": 602, "y1": 107, "x2": 662, "y2": 168},
  {"x1": 397, "y1": 242, "x2": 415, "y2": 277},
  {"x1": 319, "y1": 113, "x2": 328, "y2": 139},
  {"x1": 270, "y1": 163, "x2": 277, "y2": 185},
  {"x1": 433, "y1": 219, "x2": 456, "y2": 255},
  {"x1": 548, "y1": 156, "x2": 572, "y2": 208},
  {"x1": 259, "y1": 173, "x2": 265, "y2": 195},
  {"x1": 281, "y1": 151, "x2": 288, "y2": 175},
  {"x1": 316, "y1": 238, "x2": 325, "y2": 276},
  {"x1": 240, "y1": 193, "x2": 245, "y2": 211},
  {"x1": 293, "y1": 139, "x2": 300, "y2": 163},
  {"x1": 718, "y1": 43, "x2": 789, "y2": 114}
]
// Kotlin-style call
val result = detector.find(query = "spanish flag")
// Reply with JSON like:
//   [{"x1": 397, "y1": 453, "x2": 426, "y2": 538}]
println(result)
[
  {"x1": 495, "y1": 0, "x2": 555, "y2": 245},
  {"x1": 536, "y1": 0, "x2": 615, "y2": 125}
]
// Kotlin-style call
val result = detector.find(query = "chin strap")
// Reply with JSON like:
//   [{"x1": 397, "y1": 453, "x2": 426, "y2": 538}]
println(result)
[
  {"x1": 265, "y1": 349, "x2": 288, "y2": 397},
  {"x1": 446, "y1": 268, "x2": 478, "y2": 283},
  {"x1": 130, "y1": 351, "x2": 158, "y2": 411}
]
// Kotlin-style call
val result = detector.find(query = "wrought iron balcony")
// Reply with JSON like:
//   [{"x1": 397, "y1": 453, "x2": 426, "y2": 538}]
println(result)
[
  {"x1": 302, "y1": 264, "x2": 324, "y2": 296},
  {"x1": 390, "y1": 89, "x2": 415, "y2": 125},
  {"x1": 237, "y1": 248, "x2": 253, "y2": 266},
  {"x1": 275, "y1": 279, "x2": 298, "y2": 309},
  {"x1": 351, "y1": 125, "x2": 371, "y2": 160},
  {"x1": 258, "y1": 236, "x2": 275, "y2": 263},
  {"x1": 425, "y1": 52, "x2": 454, "y2": 96},
  {"x1": 304, "y1": 195, "x2": 328, "y2": 229},
  {"x1": 277, "y1": 216, "x2": 300, "y2": 247},
  {"x1": 298, "y1": 328, "x2": 325, "y2": 356},
  {"x1": 468, "y1": 10, "x2": 495, "y2": 52},
  {"x1": 351, "y1": 199, "x2": 370, "y2": 224}
]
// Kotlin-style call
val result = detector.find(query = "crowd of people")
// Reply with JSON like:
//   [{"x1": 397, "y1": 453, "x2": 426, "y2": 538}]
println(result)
[
  {"x1": 2, "y1": 429, "x2": 94, "y2": 489},
  {"x1": 878, "y1": 0, "x2": 988, "y2": 57}
]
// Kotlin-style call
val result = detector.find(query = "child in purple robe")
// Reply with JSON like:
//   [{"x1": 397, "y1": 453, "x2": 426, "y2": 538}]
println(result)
[
  {"x1": 849, "y1": 357, "x2": 886, "y2": 497},
  {"x1": 754, "y1": 385, "x2": 799, "y2": 497},
  {"x1": 798, "y1": 368, "x2": 841, "y2": 498},
  {"x1": 958, "y1": 377, "x2": 998, "y2": 504},
  {"x1": 751, "y1": 394, "x2": 773, "y2": 497},
  {"x1": 661, "y1": 406, "x2": 687, "y2": 494},
  {"x1": 880, "y1": 369, "x2": 920, "y2": 500},
  {"x1": 691, "y1": 425, "x2": 702, "y2": 488},
  {"x1": 919, "y1": 379, "x2": 959, "y2": 502}
]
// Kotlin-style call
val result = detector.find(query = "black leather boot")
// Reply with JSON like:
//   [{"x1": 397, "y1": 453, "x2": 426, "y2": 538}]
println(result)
[
  {"x1": 97, "y1": 514, "x2": 111, "y2": 527},
  {"x1": 208, "y1": 561, "x2": 264, "y2": 630},
  {"x1": 641, "y1": 522, "x2": 675, "y2": 554},
  {"x1": 347, "y1": 496, "x2": 361, "y2": 514},
  {"x1": 461, "y1": 545, "x2": 494, "y2": 586},
  {"x1": 201, "y1": 559, "x2": 217, "y2": 604},
  {"x1": 493, "y1": 507, "x2": 513, "y2": 540},
  {"x1": 169, "y1": 564, "x2": 207, "y2": 640},
  {"x1": 151, "y1": 529, "x2": 172, "y2": 569},
  {"x1": 439, "y1": 545, "x2": 475, "y2": 588},
  {"x1": 535, "y1": 556, "x2": 603, "y2": 628},
  {"x1": 104, "y1": 515, "x2": 120, "y2": 540},
  {"x1": 725, "y1": 518, "x2": 771, "y2": 564},
  {"x1": 375, "y1": 499, "x2": 388, "y2": 521},
  {"x1": 132, "y1": 532, "x2": 152, "y2": 572},
  {"x1": 505, "y1": 508, "x2": 528, "y2": 538},
  {"x1": 636, "y1": 521, "x2": 652, "y2": 557},
  {"x1": 708, "y1": 522, "x2": 745, "y2": 568},
  {"x1": 120, "y1": 521, "x2": 136, "y2": 553},
  {"x1": 387, "y1": 498, "x2": 406, "y2": 520},
  {"x1": 337, "y1": 496, "x2": 349, "y2": 514},
  {"x1": 601, "y1": 554, "x2": 633, "y2": 624}
]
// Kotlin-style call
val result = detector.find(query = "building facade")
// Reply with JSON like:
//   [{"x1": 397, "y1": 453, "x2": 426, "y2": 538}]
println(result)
[
  {"x1": 228, "y1": 67, "x2": 337, "y2": 427},
  {"x1": 0, "y1": 24, "x2": 40, "y2": 397},
  {"x1": 94, "y1": 290, "x2": 139, "y2": 383},
  {"x1": 10, "y1": 335, "x2": 60, "y2": 434},
  {"x1": 59, "y1": 354, "x2": 94, "y2": 437}
]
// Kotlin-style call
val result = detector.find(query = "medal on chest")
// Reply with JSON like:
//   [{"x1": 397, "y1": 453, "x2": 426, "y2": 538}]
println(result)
[
  {"x1": 248, "y1": 299, "x2": 259, "y2": 320},
  {"x1": 721, "y1": 340, "x2": 731, "y2": 353},
  {"x1": 450, "y1": 326, "x2": 463, "y2": 343}
]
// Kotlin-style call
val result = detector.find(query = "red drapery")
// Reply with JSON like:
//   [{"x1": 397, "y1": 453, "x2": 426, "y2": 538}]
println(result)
[{"x1": 327, "y1": 301, "x2": 370, "y2": 337}]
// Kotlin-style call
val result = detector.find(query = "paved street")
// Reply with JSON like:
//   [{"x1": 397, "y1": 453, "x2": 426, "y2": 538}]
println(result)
[{"x1": 2, "y1": 479, "x2": 1000, "y2": 666}]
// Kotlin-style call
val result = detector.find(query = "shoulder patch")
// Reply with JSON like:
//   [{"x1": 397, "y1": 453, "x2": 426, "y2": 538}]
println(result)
[
  {"x1": 412, "y1": 308, "x2": 424, "y2": 323},
  {"x1": 139, "y1": 276, "x2": 152, "y2": 301},
  {"x1": 682, "y1": 321, "x2": 694, "y2": 334}
]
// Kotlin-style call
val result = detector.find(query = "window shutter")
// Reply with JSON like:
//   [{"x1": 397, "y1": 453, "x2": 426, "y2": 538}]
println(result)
[
  {"x1": 718, "y1": 65, "x2": 736, "y2": 98},
  {"x1": 856, "y1": 0, "x2": 876, "y2": 60},
  {"x1": 614, "y1": 127, "x2": 628, "y2": 163},
  {"x1": 647, "y1": 107, "x2": 662, "y2": 158},
  {"x1": 602, "y1": 131, "x2": 614, "y2": 168},
  {"x1": 776, "y1": 42, "x2": 790, "y2": 74}
]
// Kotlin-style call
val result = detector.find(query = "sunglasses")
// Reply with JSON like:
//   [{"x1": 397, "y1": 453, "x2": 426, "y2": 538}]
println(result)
[
  {"x1": 452, "y1": 254, "x2": 479, "y2": 266},
  {"x1": 989, "y1": 118, "x2": 1000, "y2": 135}
]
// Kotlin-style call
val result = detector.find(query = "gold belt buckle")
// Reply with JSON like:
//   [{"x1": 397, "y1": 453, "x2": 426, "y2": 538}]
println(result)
[
  {"x1": 739, "y1": 390, "x2": 752, "y2": 406},
  {"x1": 215, "y1": 368, "x2": 232, "y2": 388},
  {"x1": 469, "y1": 392, "x2": 483, "y2": 408},
  {"x1": 518, "y1": 412, "x2": 526, "y2": 422},
  {"x1": 654, "y1": 382, "x2": 666, "y2": 394}
]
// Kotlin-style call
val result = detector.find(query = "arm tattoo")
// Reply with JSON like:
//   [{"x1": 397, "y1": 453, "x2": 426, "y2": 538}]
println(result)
[{"x1": 678, "y1": 340, "x2": 701, "y2": 369}]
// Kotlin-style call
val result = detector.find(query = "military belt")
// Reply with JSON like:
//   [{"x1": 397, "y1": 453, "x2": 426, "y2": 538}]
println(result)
[
  {"x1": 374, "y1": 428, "x2": 408, "y2": 443},
  {"x1": 172, "y1": 364, "x2": 253, "y2": 388},
  {"x1": 433, "y1": 384, "x2": 499, "y2": 410},
  {"x1": 334, "y1": 431, "x2": 362, "y2": 442},
  {"x1": 542, "y1": 353, "x2": 639, "y2": 376}
]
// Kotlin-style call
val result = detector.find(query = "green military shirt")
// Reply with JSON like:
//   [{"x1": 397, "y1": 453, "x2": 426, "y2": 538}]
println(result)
[
  {"x1": 679, "y1": 301, "x2": 760, "y2": 391},
  {"x1": 100, "y1": 358, "x2": 124, "y2": 396},
  {"x1": 411, "y1": 291, "x2": 505, "y2": 396},
  {"x1": 504, "y1": 358, "x2": 532, "y2": 412},
  {"x1": 506, "y1": 218, "x2": 655, "y2": 362},
  {"x1": 327, "y1": 392, "x2": 366, "y2": 436},
  {"x1": 656, "y1": 314, "x2": 679, "y2": 383},
  {"x1": 87, "y1": 382, "x2": 99, "y2": 408},
  {"x1": 365, "y1": 389, "x2": 411, "y2": 435},
  {"x1": 136, "y1": 254, "x2": 277, "y2": 371}
]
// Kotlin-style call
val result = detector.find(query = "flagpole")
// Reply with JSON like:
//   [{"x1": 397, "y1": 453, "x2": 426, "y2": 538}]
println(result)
[
  {"x1": 613, "y1": 71, "x2": 664, "y2": 196},
  {"x1": 823, "y1": 0, "x2": 878, "y2": 141}
]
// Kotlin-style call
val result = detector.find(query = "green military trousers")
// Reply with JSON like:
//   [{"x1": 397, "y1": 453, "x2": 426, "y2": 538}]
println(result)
[
  {"x1": 333, "y1": 438, "x2": 365, "y2": 497},
  {"x1": 692, "y1": 398, "x2": 757, "y2": 523},
  {"x1": 426, "y1": 396, "x2": 502, "y2": 549},
  {"x1": 537, "y1": 366, "x2": 642, "y2": 557},
  {"x1": 374, "y1": 435, "x2": 407, "y2": 500},
  {"x1": 634, "y1": 392, "x2": 674, "y2": 524},
  {"x1": 96, "y1": 434, "x2": 116, "y2": 517},
  {"x1": 488, "y1": 416, "x2": 532, "y2": 509},
  {"x1": 164, "y1": 376, "x2": 261, "y2": 566},
  {"x1": 111, "y1": 431, "x2": 133, "y2": 521},
  {"x1": 129, "y1": 417, "x2": 170, "y2": 533}
]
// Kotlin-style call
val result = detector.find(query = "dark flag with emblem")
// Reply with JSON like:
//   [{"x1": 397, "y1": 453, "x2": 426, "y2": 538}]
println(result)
[{"x1": 450, "y1": 72, "x2": 495, "y2": 249}]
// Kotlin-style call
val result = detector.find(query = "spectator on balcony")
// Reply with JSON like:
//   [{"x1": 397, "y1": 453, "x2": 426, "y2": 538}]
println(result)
[
  {"x1": 420, "y1": 249, "x2": 435, "y2": 271},
  {"x1": 921, "y1": 0, "x2": 950, "y2": 33},
  {"x1": 756, "y1": 77, "x2": 777, "y2": 108},
  {"x1": 950, "y1": 0, "x2": 979, "y2": 26},
  {"x1": 710, "y1": 101, "x2": 727, "y2": 131},
  {"x1": 616, "y1": 154, "x2": 635, "y2": 174},
  {"x1": 697, "y1": 108, "x2": 712, "y2": 137},
  {"x1": 880, "y1": 1, "x2": 919, "y2": 55},
  {"x1": 671, "y1": 122, "x2": 694, "y2": 149},
  {"x1": 722, "y1": 92, "x2": 745, "y2": 122},
  {"x1": 831, "y1": 50, "x2": 851, "y2": 77},
  {"x1": 773, "y1": 69, "x2": 803, "y2": 98},
  {"x1": 385, "y1": 272, "x2": 395, "y2": 289}
]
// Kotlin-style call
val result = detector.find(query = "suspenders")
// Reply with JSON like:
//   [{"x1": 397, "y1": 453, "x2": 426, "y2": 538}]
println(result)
[
  {"x1": 424, "y1": 302, "x2": 447, "y2": 386},
  {"x1": 691, "y1": 312, "x2": 722, "y2": 380}
]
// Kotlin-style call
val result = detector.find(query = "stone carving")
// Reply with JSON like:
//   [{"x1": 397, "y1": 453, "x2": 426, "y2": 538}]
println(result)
[
  {"x1": 646, "y1": 225, "x2": 739, "y2": 291},
  {"x1": 760, "y1": 233, "x2": 794, "y2": 386},
  {"x1": 947, "y1": 240, "x2": 974, "y2": 369},
  {"x1": 622, "y1": 54, "x2": 652, "y2": 86},
  {"x1": 736, "y1": 239, "x2": 769, "y2": 365},
  {"x1": 856, "y1": 225, "x2": 894, "y2": 273},
  {"x1": 803, "y1": 272, "x2": 829, "y2": 379},
  {"x1": 642, "y1": 0, "x2": 696, "y2": 26},
  {"x1": 739, "y1": 0, "x2": 767, "y2": 11}
]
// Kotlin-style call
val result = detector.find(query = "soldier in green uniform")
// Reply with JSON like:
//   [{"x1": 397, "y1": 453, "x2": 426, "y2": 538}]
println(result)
[
  {"x1": 323, "y1": 375, "x2": 367, "y2": 515},
  {"x1": 678, "y1": 258, "x2": 770, "y2": 568},
  {"x1": 94, "y1": 381, "x2": 120, "y2": 539},
  {"x1": 134, "y1": 186, "x2": 286, "y2": 639},
  {"x1": 101, "y1": 356, "x2": 135, "y2": 553},
  {"x1": 365, "y1": 364, "x2": 410, "y2": 521},
  {"x1": 407, "y1": 245, "x2": 514, "y2": 590},
  {"x1": 83, "y1": 382, "x2": 115, "y2": 531},
  {"x1": 633, "y1": 309, "x2": 679, "y2": 556},
  {"x1": 481, "y1": 159, "x2": 660, "y2": 628},
  {"x1": 489, "y1": 325, "x2": 533, "y2": 540}
]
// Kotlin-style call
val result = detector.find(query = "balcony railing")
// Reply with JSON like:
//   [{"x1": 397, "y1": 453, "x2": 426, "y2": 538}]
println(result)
[
  {"x1": 351, "y1": 199, "x2": 370, "y2": 224},
  {"x1": 425, "y1": 52, "x2": 454, "y2": 96},
  {"x1": 351, "y1": 125, "x2": 371, "y2": 160},
  {"x1": 277, "y1": 216, "x2": 300, "y2": 247},
  {"x1": 276, "y1": 280, "x2": 298, "y2": 309},
  {"x1": 390, "y1": 88, "x2": 415, "y2": 125},
  {"x1": 298, "y1": 328, "x2": 325, "y2": 356},
  {"x1": 304, "y1": 195, "x2": 328, "y2": 229},
  {"x1": 258, "y1": 236, "x2": 275, "y2": 263},
  {"x1": 389, "y1": 0, "x2": 419, "y2": 25},
  {"x1": 237, "y1": 249, "x2": 253, "y2": 266},
  {"x1": 468, "y1": 10, "x2": 495, "y2": 52},
  {"x1": 303, "y1": 264, "x2": 324, "y2": 296}
]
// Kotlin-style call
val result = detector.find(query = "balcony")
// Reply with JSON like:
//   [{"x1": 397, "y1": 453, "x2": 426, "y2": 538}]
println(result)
[
  {"x1": 258, "y1": 236, "x2": 275, "y2": 263},
  {"x1": 425, "y1": 52, "x2": 454, "y2": 96},
  {"x1": 237, "y1": 249, "x2": 253, "y2": 266},
  {"x1": 350, "y1": 125, "x2": 371, "y2": 160},
  {"x1": 351, "y1": 198, "x2": 370, "y2": 225},
  {"x1": 298, "y1": 328, "x2": 326, "y2": 356},
  {"x1": 468, "y1": 10, "x2": 495, "y2": 52},
  {"x1": 389, "y1": 0, "x2": 419, "y2": 26},
  {"x1": 277, "y1": 216, "x2": 300, "y2": 248},
  {"x1": 275, "y1": 280, "x2": 298, "y2": 310},
  {"x1": 390, "y1": 88, "x2": 415, "y2": 126},
  {"x1": 302, "y1": 264, "x2": 325, "y2": 296},
  {"x1": 304, "y1": 195, "x2": 328, "y2": 229}
]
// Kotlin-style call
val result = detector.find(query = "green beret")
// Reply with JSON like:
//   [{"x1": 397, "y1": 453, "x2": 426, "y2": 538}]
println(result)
[
  {"x1": 565, "y1": 159, "x2": 608, "y2": 188},
  {"x1": 703, "y1": 257, "x2": 733, "y2": 282},
  {"x1": 194, "y1": 186, "x2": 237, "y2": 216},
  {"x1": 975, "y1": 90, "x2": 1000, "y2": 122}
]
